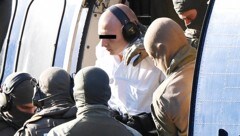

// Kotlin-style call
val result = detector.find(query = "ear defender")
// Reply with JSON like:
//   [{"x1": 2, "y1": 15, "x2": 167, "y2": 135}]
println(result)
[
  {"x1": 0, "y1": 92, "x2": 11, "y2": 111},
  {"x1": 108, "y1": 6, "x2": 140, "y2": 43}
]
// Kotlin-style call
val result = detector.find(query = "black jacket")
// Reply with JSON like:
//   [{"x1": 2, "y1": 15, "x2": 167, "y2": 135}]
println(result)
[
  {"x1": 48, "y1": 105, "x2": 142, "y2": 136},
  {"x1": 14, "y1": 106, "x2": 77, "y2": 136},
  {"x1": 0, "y1": 114, "x2": 17, "y2": 136}
]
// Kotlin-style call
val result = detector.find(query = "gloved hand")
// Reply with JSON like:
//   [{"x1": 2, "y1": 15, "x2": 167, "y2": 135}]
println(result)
[{"x1": 123, "y1": 38, "x2": 148, "y2": 66}]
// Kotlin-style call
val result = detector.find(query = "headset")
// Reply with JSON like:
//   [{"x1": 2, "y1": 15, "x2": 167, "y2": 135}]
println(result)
[
  {"x1": 0, "y1": 73, "x2": 33, "y2": 111},
  {"x1": 108, "y1": 6, "x2": 141, "y2": 43},
  {"x1": 32, "y1": 74, "x2": 75, "y2": 108}
]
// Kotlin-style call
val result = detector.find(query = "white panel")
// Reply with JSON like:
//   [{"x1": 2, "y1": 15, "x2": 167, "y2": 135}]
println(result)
[
  {"x1": 192, "y1": 0, "x2": 240, "y2": 135},
  {"x1": 18, "y1": 0, "x2": 65, "y2": 77}
]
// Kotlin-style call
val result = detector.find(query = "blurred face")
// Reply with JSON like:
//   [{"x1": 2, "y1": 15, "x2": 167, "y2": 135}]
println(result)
[
  {"x1": 16, "y1": 103, "x2": 36, "y2": 114},
  {"x1": 98, "y1": 12, "x2": 128, "y2": 55},
  {"x1": 178, "y1": 9, "x2": 197, "y2": 25}
]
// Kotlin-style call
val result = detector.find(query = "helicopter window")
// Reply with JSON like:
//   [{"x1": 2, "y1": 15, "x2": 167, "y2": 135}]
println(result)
[{"x1": 16, "y1": 0, "x2": 65, "y2": 76}]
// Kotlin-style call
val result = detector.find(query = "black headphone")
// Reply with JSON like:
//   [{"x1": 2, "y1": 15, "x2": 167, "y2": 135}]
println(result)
[
  {"x1": 108, "y1": 6, "x2": 140, "y2": 43},
  {"x1": 0, "y1": 73, "x2": 33, "y2": 111}
]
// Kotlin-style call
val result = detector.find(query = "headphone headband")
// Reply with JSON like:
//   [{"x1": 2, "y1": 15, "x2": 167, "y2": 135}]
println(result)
[
  {"x1": 0, "y1": 73, "x2": 33, "y2": 111},
  {"x1": 108, "y1": 6, "x2": 140, "y2": 43},
  {"x1": 2, "y1": 73, "x2": 32, "y2": 94},
  {"x1": 108, "y1": 6, "x2": 130, "y2": 25}
]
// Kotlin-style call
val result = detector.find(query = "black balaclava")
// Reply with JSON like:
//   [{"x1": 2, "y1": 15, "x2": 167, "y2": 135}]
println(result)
[
  {"x1": 172, "y1": 0, "x2": 208, "y2": 31},
  {"x1": 186, "y1": 4, "x2": 208, "y2": 31},
  {"x1": 1, "y1": 72, "x2": 35, "y2": 129},
  {"x1": 73, "y1": 66, "x2": 111, "y2": 108},
  {"x1": 35, "y1": 67, "x2": 74, "y2": 109}
]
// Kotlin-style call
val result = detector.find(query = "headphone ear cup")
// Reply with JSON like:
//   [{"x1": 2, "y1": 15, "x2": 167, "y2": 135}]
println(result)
[
  {"x1": 122, "y1": 22, "x2": 140, "y2": 43},
  {"x1": 0, "y1": 93, "x2": 11, "y2": 111}
]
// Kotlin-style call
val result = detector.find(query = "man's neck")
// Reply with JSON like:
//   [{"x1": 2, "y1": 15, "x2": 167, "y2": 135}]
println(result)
[{"x1": 118, "y1": 54, "x2": 123, "y2": 62}]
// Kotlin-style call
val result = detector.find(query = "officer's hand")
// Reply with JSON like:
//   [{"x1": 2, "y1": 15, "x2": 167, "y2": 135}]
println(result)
[{"x1": 124, "y1": 42, "x2": 148, "y2": 66}]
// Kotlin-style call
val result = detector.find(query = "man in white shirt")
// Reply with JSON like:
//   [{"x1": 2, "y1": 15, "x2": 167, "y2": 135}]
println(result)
[{"x1": 95, "y1": 4, "x2": 165, "y2": 136}]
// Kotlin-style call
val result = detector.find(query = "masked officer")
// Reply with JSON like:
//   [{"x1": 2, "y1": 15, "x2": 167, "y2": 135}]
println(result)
[
  {"x1": 0, "y1": 72, "x2": 36, "y2": 136},
  {"x1": 172, "y1": 0, "x2": 209, "y2": 49},
  {"x1": 14, "y1": 67, "x2": 76, "y2": 136},
  {"x1": 48, "y1": 66, "x2": 142, "y2": 136}
]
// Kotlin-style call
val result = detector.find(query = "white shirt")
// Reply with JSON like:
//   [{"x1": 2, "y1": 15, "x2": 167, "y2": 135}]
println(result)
[{"x1": 95, "y1": 47, "x2": 165, "y2": 115}]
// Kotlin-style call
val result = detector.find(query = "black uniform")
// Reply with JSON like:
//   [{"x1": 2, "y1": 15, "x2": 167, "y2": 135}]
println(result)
[
  {"x1": 48, "y1": 66, "x2": 142, "y2": 136},
  {"x1": 0, "y1": 72, "x2": 36, "y2": 135},
  {"x1": 0, "y1": 114, "x2": 16, "y2": 136},
  {"x1": 15, "y1": 106, "x2": 76, "y2": 136},
  {"x1": 14, "y1": 67, "x2": 76, "y2": 136}
]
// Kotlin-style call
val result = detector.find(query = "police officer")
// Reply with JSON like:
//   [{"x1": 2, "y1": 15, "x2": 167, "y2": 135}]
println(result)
[
  {"x1": 48, "y1": 66, "x2": 142, "y2": 136},
  {"x1": 144, "y1": 17, "x2": 196, "y2": 136},
  {"x1": 172, "y1": 0, "x2": 209, "y2": 49},
  {"x1": 14, "y1": 67, "x2": 76, "y2": 136},
  {"x1": 0, "y1": 72, "x2": 36, "y2": 136}
]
